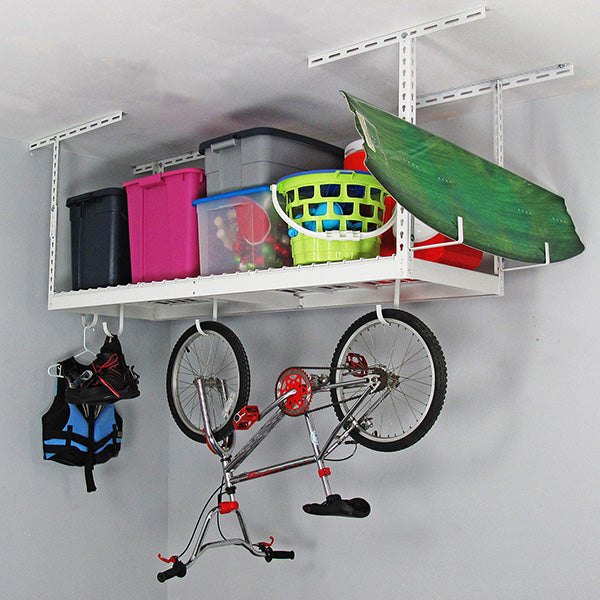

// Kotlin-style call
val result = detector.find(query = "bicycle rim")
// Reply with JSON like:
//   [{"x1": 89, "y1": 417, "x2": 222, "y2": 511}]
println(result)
[
  {"x1": 330, "y1": 309, "x2": 446, "y2": 452},
  {"x1": 167, "y1": 323, "x2": 250, "y2": 443}
]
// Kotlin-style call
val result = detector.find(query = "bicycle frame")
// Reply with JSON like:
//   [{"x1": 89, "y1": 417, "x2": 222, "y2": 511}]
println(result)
[
  {"x1": 164, "y1": 372, "x2": 382, "y2": 576},
  {"x1": 198, "y1": 375, "x2": 380, "y2": 486}
]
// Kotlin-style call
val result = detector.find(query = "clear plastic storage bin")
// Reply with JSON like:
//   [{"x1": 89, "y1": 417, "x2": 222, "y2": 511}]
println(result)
[{"x1": 193, "y1": 185, "x2": 292, "y2": 275}]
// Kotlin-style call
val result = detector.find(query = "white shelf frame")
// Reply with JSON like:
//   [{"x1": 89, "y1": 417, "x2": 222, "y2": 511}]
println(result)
[
  {"x1": 46, "y1": 254, "x2": 504, "y2": 321},
  {"x1": 35, "y1": 8, "x2": 572, "y2": 322}
]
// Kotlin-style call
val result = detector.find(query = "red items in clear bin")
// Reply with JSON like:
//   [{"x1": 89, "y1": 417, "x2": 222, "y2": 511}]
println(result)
[{"x1": 193, "y1": 186, "x2": 292, "y2": 275}]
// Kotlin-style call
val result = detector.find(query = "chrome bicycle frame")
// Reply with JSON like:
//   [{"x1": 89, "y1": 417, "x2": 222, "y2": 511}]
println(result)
[{"x1": 180, "y1": 373, "x2": 381, "y2": 569}]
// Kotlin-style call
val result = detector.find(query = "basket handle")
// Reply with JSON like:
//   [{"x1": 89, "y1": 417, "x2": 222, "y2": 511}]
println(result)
[{"x1": 270, "y1": 184, "x2": 397, "y2": 241}]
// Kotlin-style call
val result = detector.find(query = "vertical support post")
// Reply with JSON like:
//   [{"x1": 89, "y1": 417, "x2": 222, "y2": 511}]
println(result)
[
  {"x1": 152, "y1": 161, "x2": 165, "y2": 175},
  {"x1": 493, "y1": 80, "x2": 504, "y2": 168},
  {"x1": 396, "y1": 35, "x2": 416, "y2": 286},
  {"x1": 398, "y1": 35, "x2": 416, "y2": 124},
  {"x1": 31, "y1": 112, "x2": 124, "y2": 308},
  {"x1": 48, "y1": 139, "x2": 60, "y2": 298},
  {"x1": 493, "y1": 80, "x2": 505, "y2": 276}
]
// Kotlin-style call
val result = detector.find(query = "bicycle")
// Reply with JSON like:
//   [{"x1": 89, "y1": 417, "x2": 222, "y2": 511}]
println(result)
[{"x1": 157, "y1": 308, "x2": 447, "y2": 582}]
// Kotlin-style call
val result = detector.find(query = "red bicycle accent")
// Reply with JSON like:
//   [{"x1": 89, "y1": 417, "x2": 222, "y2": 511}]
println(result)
[
  {"x1": 346, "y1": 353, "x2": 368, "y2": 377},
  {"x1": 203, "y1": 431, "x2": 218, "y2": 454},
  {"x1": 158, "y1": 554, "x2": 177, "y2": 564},
  {"x1": 234, "y1": 405, "x2": 260, "y2": 430},
  {"x1": 261, "y1": 536, "x2": 275, "y2": 547},
  {"x1": 276, "y1": 368, "x2": 312, "y2": 416},
  {"x1": 219, "y1": 501, "x2": 239, "y2": 514},
  {"x1": 318, "y1": 467, "x2": 331, "y2": 478}
]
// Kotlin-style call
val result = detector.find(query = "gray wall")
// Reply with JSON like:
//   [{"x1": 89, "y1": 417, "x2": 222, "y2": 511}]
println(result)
[
  {"x1": 166, "y1": 87, "x2": 599, "y2": 599},
  {"x1": 0, "y1": 140, "x2": 171, "y2": 599}
]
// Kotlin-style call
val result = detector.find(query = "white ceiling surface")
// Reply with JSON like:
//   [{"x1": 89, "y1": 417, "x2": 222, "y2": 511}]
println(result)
[{"x1": 3, "y1": 0, "x2": 600, "y2": 165}]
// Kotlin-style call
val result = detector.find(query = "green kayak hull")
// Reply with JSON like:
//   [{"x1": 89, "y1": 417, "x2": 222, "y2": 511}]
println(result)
[{"x1": 343, "y1": 92, "x2": 584, "y2": 264}]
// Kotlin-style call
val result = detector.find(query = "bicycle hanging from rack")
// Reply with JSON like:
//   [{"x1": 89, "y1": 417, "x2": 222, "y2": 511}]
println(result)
[{"x1": 157, "y1": 308, "x2": 447, "y2": 582}]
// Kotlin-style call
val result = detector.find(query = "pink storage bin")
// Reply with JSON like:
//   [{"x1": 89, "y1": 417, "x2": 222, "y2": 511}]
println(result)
[{"x1": 123, "y1": 168, "x2": 206, "y2": 283}]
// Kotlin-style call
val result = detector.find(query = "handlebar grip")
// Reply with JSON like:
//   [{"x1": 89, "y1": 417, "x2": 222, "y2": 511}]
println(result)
[
  {"x1": 266, "y1": 549, "x2": 295, "y2": 561},
  {"x1": 157, "y1": 559, "x2": 187, "y2": 582}
]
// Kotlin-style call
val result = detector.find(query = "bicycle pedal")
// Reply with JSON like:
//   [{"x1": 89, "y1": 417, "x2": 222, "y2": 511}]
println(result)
[
  {"x1": 302, "y1": 494, "x2": 371, "y2": 518},
  {"x1": 233, "y1": 405, "x2": 260, "y2": 430}
]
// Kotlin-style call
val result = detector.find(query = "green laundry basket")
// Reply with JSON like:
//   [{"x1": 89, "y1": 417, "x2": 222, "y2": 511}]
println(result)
[{"x1": 276, "y1": 170, "x2": 388, "y2": 265}]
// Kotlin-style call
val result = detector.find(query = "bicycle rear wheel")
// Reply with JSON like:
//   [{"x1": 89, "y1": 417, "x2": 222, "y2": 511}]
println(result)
[
  {"x1": 330, "y1": 309, "x2": 447, "y2": 452},
  {"x1": 167, "y1": 321, "x2": 250, "y2": 443}
]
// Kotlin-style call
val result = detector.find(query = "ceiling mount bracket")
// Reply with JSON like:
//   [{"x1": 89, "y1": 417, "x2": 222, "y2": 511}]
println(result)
[
  {"x1": 307, "y1": 6, "x2": 486, "y2": 68},
  {"x1": 133, "y1": 150, "x2": 204, "y2": 175},
  {"x1": 415, "y1": 63, "x2": 574, "y2": 109},
  {"x1": 28, "y1": 112, "x2": 124, "y2": 151}
]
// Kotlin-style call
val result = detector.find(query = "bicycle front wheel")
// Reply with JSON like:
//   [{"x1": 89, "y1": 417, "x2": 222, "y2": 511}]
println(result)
[
  {"x1": 330, "y1": 309, "x2": 447, "y2": 452},
  {"x1": 167, "y1": 321, "x2": 250, "y2": 443}
]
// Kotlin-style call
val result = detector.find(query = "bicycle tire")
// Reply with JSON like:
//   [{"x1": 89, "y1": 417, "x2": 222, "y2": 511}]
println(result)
[
  {"x1": 166, "y1": 321, "x2": 250, "y2": 443},
  {"x1": 330, "y1": 309, "x2": 447, "y2": 452}
]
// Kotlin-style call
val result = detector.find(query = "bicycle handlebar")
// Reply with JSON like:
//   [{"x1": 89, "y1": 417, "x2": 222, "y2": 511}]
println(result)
[
  {"x1": 157, "y1": 558, "x2": 187, "y2": 583},
  {"x1": 268, "y1": 549, "x2": 295, "y2": 561},
  {"x1": 261, "y1": 545, "x2": 295, "y2": 562}
]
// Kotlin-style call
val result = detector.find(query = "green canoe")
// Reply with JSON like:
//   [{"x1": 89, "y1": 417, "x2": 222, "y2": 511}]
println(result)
[{"x1": 343, "y1": 92, "x2": 584, "y2": 264}]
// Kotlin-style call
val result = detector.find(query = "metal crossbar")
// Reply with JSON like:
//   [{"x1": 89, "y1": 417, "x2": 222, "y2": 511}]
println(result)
[{"x1": 308, "y1": 7, "x2": 486, "y2": 67}]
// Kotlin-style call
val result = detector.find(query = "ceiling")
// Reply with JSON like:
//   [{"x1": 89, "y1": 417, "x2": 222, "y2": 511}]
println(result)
[{"x1": 3, "y1": 0, "x2": 600, "y2": 166}]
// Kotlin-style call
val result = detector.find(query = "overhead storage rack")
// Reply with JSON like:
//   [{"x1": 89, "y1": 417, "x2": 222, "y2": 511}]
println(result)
[{"x1": 32, "y1": 6, "x2": 571, "y2": 322}]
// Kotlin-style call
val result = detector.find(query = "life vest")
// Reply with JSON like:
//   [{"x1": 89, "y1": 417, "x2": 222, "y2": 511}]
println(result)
[{"x1": 42, "y1": 377, "x2": 123, "y2": 492}]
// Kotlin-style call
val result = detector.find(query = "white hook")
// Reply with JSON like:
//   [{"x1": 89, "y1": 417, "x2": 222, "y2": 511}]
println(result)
[
  {"x1": 411, "y1": 216, "x2": 464, "y2": 251},
  {"x1": 195, "y1": 299, "x2": 218, "y2": 335},
  {"x1": 81, "y1": 313, "x2": 98, "y2": 329},
  {"x1": 195, "y1": 319, "x2": 209, "y2": 335},
  {"x1": 102, "y1": 305, "x2": 124, "y2": 337},
  {"x1": 376, "y1": 304, "x2": 390, "y2": 325},
  {"x1": 503, "y1": 242, "x2": 551, "y2": 272}
]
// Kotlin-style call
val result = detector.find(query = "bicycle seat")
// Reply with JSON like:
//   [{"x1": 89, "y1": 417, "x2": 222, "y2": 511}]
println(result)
[{"x1": 302, "y1": 494, "x2": 370, "y2": 518}]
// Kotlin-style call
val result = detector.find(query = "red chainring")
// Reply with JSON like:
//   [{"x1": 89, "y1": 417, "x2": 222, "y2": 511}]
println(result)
[{"x1": 276, "y1": 368, "x2": 312, "y2": 416}]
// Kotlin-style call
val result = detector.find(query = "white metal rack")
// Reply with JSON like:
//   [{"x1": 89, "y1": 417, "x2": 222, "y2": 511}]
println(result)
[
  {"x1": 45, "y1": 250, "x2": 503, "y2": 320},
  {"x1": 33, "y1": 7, "x2": 570, "y2": 322}
]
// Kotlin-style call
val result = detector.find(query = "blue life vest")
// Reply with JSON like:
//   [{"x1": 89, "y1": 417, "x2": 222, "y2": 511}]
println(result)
[{"x1": 42, "y1": 377, "x2": 123, "y2": 492}]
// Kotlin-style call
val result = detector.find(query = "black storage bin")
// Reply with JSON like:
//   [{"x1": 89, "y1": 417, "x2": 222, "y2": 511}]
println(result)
[{"x1": 66, "y1": 188, "x2": 132, "y2": 290}]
